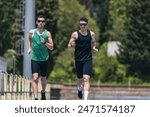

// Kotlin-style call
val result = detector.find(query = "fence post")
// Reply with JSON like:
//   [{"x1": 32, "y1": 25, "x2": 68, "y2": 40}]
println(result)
[
  {"x1": 10, "y1": 74, "x2": 13, "y2": 100},
  {"x1": 25, "y1": 77, "x2": 28, "y2": 99},
  {"x1": 29, "y1": 81, "x2": 32, "y2": 100},
  {"x1": 22, "y1": 76, "x2": 25, "y2": 100},
  {"x1": 14, "y1": 75, "x2": 17, "y2": 99},
  {"x1": 0, "y1": 72, "x2": 33, "y2": 100},
  {"x1": 4, "y1": 73, "x2": 8, "y2": 100}
]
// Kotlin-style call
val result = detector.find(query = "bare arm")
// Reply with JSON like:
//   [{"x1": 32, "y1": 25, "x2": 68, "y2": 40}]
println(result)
[
  {"x1": 67, "y1": 32, "x2": 77, "y2": 48},
  {"x1": 91, "y1": 31, "x2": 98, "y2": 52},
  {"x1": 27, "y1": 30, "x2": 34, "y2": 54},
  {"x1": 45, "y1": 31, "x2": 54, "y2": 50}
]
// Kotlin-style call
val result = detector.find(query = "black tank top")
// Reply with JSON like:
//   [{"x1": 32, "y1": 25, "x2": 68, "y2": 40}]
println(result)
[{"x1": 75, "y1": 30, "x2": 92, "y2": 61}]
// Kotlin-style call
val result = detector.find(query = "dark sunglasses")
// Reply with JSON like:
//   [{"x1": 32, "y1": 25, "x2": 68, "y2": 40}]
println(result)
[
  {"x1": 37, "y1": 20, "x2": 45, "y2": 23},
  {"x1": 80, "y1": 23, "x2": 87, "y2": 26}
]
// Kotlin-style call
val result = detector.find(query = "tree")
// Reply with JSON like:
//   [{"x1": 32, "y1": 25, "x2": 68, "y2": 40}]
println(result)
[
  {"x1": 93, "y1": 43, "x2": 126, "y2": 84},
  {"x1": 4, "y1": 49, "x2": 17, "y2": 73},
  {"x1": 0, "y1": 0, "x2": 16, "y2": 56},
  {"x1": 49, "y1": 49, "x2": 76, "y2": 83},
  {"x1": 118, "y1": 0, "x2": 150, "y2": 81},
  {"x1": 106, "y1": 0, "x2": 127, "y2": 42}
]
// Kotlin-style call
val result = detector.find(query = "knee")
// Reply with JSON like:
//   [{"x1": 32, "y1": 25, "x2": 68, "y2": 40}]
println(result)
[
  {"x1": 84, "y1": 77, "x2": 90, "y2": 83},
  {"x1": 41, "y1": 77, "x2": 47, "y2": 82},
  {"x1": 33, "y1": 76, "x2": 38, "y2": 83},
  {"x1": 83, "y1": 74, "x2": 90, "y2": 83}
]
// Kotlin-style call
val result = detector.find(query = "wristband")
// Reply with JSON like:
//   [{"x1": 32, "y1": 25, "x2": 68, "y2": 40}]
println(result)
[{"x1": 44, "y1": 41, "x2": 47, "y2": 44}]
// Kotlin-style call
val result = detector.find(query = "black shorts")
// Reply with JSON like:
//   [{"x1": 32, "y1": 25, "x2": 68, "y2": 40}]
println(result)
[
  {"x1": 31, "y1": 60, "x2": 48, "y2": 77},
  {"x1": 75, "y1": 59, "x2": 92, "y2": 79}
]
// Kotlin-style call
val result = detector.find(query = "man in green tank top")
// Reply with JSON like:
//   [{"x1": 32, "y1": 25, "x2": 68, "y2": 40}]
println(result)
[{"x1": 28, "y1": 15, "x2": 54, "y2": 100}]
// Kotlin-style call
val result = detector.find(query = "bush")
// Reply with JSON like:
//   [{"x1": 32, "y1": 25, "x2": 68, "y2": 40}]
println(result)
[
  {"x1": 92, "y1": 43, "x2": 127, "y2": 84},
  {"x1": 48, "y1": 49, "x2": 76, "y2": 83}
]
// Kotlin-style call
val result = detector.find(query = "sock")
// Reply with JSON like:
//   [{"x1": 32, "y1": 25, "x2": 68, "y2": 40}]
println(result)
[
  {"x1": 78, "y1": 85, "x2": 83, "y2": 91},
  {"x1": 84, "y1": 91, "x2": 89, "y2": 100},
  {"x1": 41, "y1": 90, "x2": 45, "y2": 93}
]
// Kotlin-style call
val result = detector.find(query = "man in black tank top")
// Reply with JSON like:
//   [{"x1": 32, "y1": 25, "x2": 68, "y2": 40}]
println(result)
[{"x1": 68, "y1": 17, "x2": 98, "y2": 100}]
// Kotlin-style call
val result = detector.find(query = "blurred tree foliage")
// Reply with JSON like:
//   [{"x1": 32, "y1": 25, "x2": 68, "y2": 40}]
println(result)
[
  {"x1": 0, "y1": 0, "x2": 16, "y2": 56},
  {"x1": 49, "y1": 48, "x2": 76, "y2": 83},
  {"x1": 93, "y1": 43, "x2": 143, "y2": 84},
  {"x1": 117, "y1": 0, "x2": 150, "y2": 82},
  {"x1": 4, "y1": 49, "x2": 16, "y2": 73},
  {"x1": 106, "y1": 0, "x2": 128, "y2": 42},
  {"x1": 92, "y1": 43, "x2": 127, "y2": 84}
]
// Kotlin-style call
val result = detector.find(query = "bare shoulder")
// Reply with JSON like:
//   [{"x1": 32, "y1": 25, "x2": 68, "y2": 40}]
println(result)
[
  {"x1": 47, "y1": 30, "x2": 51, "y2": 34},
  {"x1": 46, "y1": 31, "x2": 53, "y2": 40},
  {"x1": 47, "y1": 30, "x2": 51, "y2": 35},
  {"x1": 28, "y1": 29, "x2": 34, "y2": 38},
  {"x1": 72, "y1": 31, "x2": 78, "y2": 39},
  {"x1": 47, "y1": 30, "x2": 51, "y2": 36},
  {"x1": 90, "y1": 31, "x2": 95, "y2": 36},
  {"x1": 72, "y1": 31, "x2": 77, "y2": 35},
  {"x1": 29, "y1": 29, "x2": 34, "y2": 33}
]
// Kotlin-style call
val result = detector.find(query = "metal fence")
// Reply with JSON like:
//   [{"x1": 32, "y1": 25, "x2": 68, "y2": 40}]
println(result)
[{"x1": 0, "y1": 71, "x2": 51, "y2": 100}]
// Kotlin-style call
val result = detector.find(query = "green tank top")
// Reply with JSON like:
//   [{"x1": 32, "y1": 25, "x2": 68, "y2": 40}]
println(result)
[{"x1": 31, "y1": 29, "x2": 49, "y2": 61}]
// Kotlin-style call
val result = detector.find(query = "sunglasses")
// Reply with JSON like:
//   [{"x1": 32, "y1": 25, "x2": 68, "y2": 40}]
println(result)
[
  {"x1": 80, "y1": 23, "x2": 87, "y2": 26},
  {"x1": 37, "y1": 20, "x2": 45, "y2": 23}
]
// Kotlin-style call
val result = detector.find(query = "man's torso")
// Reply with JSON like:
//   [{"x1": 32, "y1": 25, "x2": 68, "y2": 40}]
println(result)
[
  {"x1": 75, "y1": 30, "x2": 92, "y2": 61},
  {"x1": 31, "y1": 29, "x2": 49, "y2": 61}
]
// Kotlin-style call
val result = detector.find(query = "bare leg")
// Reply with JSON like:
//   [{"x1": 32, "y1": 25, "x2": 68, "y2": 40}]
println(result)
[
  {"x1": 41, "y1": 76, "x2": 47, "y2": 92},
  {"x1": 77, "y1": 78, "x2": 83, "y2": 88},
  {"x1": 83, "y1": 74, "x2": 90, "y2": 100},
  {"x1": 32, "y1": 73, "x2": 39, "y2": 99},
  {"x1": 40, "y1": 76, "x2": 47, "y2": 100}
]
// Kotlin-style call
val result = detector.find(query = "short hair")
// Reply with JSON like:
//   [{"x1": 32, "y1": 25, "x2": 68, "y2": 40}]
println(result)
[
  {"x1": 36, "y1": 14, "x2": 46, "y2": 21},
  {"x1": 80, "y1": 17, "x2": 88, "y2": 23}
]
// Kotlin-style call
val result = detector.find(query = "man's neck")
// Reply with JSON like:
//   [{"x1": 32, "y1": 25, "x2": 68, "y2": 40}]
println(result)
[
  {"x1": 37, "y1": 28, "x2": 44, "y2": 35},
  {"x1": 79, "y1": 29, "x2": 88, "y2": 35}
]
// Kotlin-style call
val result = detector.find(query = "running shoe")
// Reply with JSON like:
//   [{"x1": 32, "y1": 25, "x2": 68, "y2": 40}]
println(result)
[
  {"x1": 78, "y1": 89, "x2": 83, "y2": 99},
  {"x1": 41, "y1": 91, "x2": 46, "y2": 100}
]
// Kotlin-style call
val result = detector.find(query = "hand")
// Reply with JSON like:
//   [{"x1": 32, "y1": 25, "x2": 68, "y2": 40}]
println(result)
[
  {"x1": 71, "y1": 42, "x2": 76, "y2": 47},
  {"x1": 40, "y1": 38, "x2": 46, "y2": 44},
  {"x1": 49, "y1": 45, "x2": 53, "y2": 50},
  {"x1": 27, "y1": 48, "x2": 31, "y2": 54},
  {"x1": 68, "y1": 42, "x2": 76, "y2": 48},
  {"x1": 93, "y1": 47, "x2": 98, "y2": 53},
  {"x1": 67, "y1": 44, "x2": 72, "y2": 48}
]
